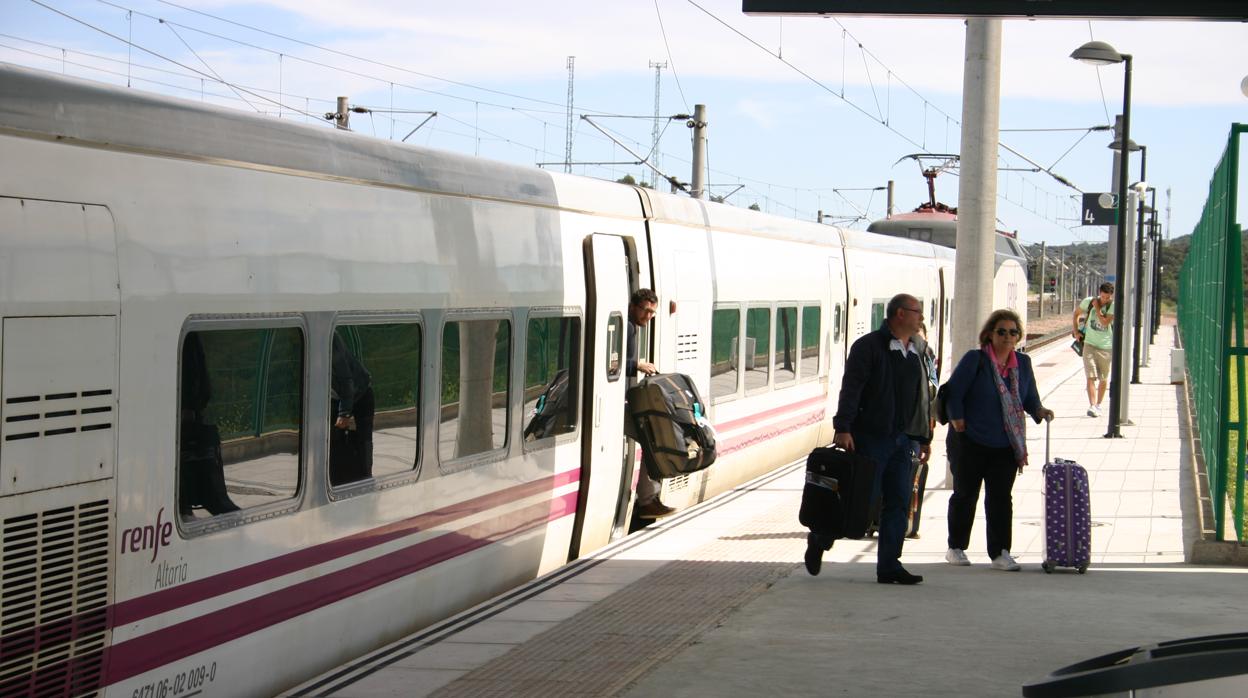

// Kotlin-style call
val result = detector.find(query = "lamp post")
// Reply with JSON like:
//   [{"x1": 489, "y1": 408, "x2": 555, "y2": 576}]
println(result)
[{"x1": 1072, "y1": 40, "x2": 1132, "y2": 438}]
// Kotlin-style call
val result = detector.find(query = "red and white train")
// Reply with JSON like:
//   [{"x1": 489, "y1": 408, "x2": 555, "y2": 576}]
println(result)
[{"x1": 0, "y1": 64, "x2": 1021, "y2": 697}]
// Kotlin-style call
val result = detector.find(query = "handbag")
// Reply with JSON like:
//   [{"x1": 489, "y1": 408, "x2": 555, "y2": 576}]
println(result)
[{"x1": 934, "y1": 352, "x2": 986, "y2": 425}]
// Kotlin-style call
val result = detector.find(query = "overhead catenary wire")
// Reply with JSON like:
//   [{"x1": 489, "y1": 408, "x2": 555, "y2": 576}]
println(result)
[
  {"x1": 684, "y1": 0, "x2": 1083, "y2": 230},
  {"x1": 28, "y1": 0, "x2": 321, "y2": 119}
]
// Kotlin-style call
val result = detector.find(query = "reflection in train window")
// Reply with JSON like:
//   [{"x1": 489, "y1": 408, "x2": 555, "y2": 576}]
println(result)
[
  {"x1": 710, "y1": 307, "x2": 740, "y2": 401},
  {"x1": 774, "y1": 306, "x2": 797, "y2": 386},
  {"x1": 606, "y1": 313, "x2": 623, "y2": 381},
  {"x1": 178, "y1": 325, "x2": 303, "y2": 523},
  {"x1": 440, "y1": 318, "x2": 510, "y2": 463},
  {"x1": 745, "y1": 307, "x2": 771, "y2": 392},
  {"x1": 833, "y1": 304, "x2": 843, "y2": 344},
  {"x1": 523, "y1": 316, "x2": 580, "y2": 444},
  {"x1": 871, "y1": 302, "x2": 886, "y2": 329},
  {"x1": 801, "y1": 305, "x2": 821, "y2": 380},
  {"x1": 330, "y1": 322, "x2": 420, "y2": 488}
]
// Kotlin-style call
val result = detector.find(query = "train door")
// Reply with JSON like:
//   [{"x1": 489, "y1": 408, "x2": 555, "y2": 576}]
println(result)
[
  {"x1": 0, "y1": 198, "x2": 119, "y2": 696},
  {"x1": 827, "y1": 253, "x2": 849, "y2": 371},
  {"x1": 937, "y1": 268, "x2": 948, "y2": 379},
  {"x1": 569, "y1": 234, "x2": 633, "y2": 558}
]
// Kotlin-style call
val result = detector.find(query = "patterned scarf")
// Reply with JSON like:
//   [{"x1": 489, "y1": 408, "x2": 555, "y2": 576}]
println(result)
[{"x1": 986, "y1": 348, "x2": 1027, "y2": 466}]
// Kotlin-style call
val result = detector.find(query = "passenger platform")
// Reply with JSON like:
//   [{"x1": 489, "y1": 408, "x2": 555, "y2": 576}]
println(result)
[{"x1": 285, "y1": 323, "x2": 1248, "y2": 697}]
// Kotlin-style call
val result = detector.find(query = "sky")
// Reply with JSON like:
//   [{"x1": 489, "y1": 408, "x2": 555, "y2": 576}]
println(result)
[{"x1": 2, "y1": 0, "x2": 1246, "y2": 247}]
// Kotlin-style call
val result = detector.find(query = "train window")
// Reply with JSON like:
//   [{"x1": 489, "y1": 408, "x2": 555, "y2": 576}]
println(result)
[
  {"x1": 523, "y1": 315, "x2": 581, "y2": 445},
  {"x1": 439, "y1": 318, "x2": 511, "y2": 463},
  {"x1": 744, "y1": 307, "x2": 771, "y2": 393},
  {"x1": 606, "y1": 313, "x2": 623, "y2": 381},
  {"x1": 710, "y1": 307, "x2": 740, "y2": 401},
  {"x1": 833, "y1": 304, "x2": 843, "y2": 344},
  {"x1": 801, "y1": 305, "x2": 820, "y2": 380},
  {"x1": 774, "y1": 306, "x2": 797, "y2": 386},
  {"x1": 178, "y1": 325, "x2": 303, "y2": 524},
  {"x1": 871, "y1": 302, "x2": 886, "y2": 329},
  {"x1": 329, "y1": 322, "x2": 421, "y2": 489}
]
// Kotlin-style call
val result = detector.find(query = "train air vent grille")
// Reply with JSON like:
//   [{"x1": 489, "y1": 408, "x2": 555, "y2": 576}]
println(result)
[
  {"x1": 0, "y1": 499, "x2": 112, "y2": 698},
  {"x1": 666, "y1": 473, "x2": 691, "y2": 492},
  {"x1": 675, "y1": 333, "x2": 699, "y2": 362}
]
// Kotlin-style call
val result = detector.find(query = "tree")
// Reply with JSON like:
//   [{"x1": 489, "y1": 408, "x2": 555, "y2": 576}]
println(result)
[
  {"x1": 615, "y1": 174, "x2": 637, "y2": 185},
  {"x1": 748, "y1": 203, "x2": 761, "y2": 211}
]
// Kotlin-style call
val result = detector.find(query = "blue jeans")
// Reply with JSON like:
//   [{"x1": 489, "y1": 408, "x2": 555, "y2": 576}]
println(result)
[{"x1": 858, "y1": 432, "x2": 916, "y2": 574}]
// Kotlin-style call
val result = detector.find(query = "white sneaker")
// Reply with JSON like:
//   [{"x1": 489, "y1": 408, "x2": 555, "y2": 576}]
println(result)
[
  {"x1": 945, "y1": 548, "x2": 971, "y2": 566},
  {"x1": 991, "y1": 550, "x2": 1021, "y2": 571},
  {"x1": 1087, "y1": 405, "x2": 1100, "y2": 417}
]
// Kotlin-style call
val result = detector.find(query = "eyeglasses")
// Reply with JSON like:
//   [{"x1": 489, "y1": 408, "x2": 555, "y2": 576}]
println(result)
[
  {"x1": 901, "y1": 306, "x2": 924, "y2": 317},
  {"x1": 994, "y1": 328, "x2": 1021, "y2": 338}
]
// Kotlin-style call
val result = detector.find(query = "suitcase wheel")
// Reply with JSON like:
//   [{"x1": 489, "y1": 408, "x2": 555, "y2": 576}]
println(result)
[
  {"x1": 1077, "y1": 563, "x2": 1088, "y2": 574},
  {"x1": 1041, "y1": 561, "x2": 1053, "y2": 574}
]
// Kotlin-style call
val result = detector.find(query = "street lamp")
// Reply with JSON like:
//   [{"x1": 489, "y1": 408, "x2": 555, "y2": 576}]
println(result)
[{"x1": 1072, "y1": 40, "x2": 1132, "y2": 438}]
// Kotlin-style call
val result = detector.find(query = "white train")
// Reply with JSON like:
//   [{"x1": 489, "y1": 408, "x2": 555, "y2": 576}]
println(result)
[{"x1": 0, "y1": 64, "x2": 1019, "y2": 697}]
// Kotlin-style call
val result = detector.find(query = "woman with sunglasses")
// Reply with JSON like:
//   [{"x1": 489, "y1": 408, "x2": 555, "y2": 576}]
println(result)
[{"x1": 942, "y1": 309, "x2": 1054, "y2": 571}]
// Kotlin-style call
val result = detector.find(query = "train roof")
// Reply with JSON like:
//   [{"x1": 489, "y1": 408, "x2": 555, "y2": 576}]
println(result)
[
  {"x1": 0, "y1": 63, "x2": 964, "y2": 260},
  {"x1": 0, "y1": 63, "x2": 640, "y2": 214}
]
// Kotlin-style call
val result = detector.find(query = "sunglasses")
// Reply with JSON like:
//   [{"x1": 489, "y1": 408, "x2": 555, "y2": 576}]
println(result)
[{"x1": 994, "y1": 328, "x2": 1021, "y2": 337}]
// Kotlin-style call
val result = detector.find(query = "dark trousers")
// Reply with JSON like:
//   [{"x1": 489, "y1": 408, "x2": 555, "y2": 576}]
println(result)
[
  {"x1": 330, "y1": 387, "x2": 375, "y2": 485},
  {"x1": 858, "y1": 432, "x2": 916, "y2": 574},
  {"x1": 946, "y1": 431, "x2": 1018, "y2": 560}
]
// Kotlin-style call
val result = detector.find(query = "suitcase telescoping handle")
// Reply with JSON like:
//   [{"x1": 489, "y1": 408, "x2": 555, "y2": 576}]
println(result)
[{"x1": 1045, "y1": 417, "x2": 1051, "y2": 465}]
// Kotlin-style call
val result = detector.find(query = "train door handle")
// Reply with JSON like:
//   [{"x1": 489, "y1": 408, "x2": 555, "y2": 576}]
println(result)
[{"x1": 595, "y1": 397, "x2": 602, "y2": 427}]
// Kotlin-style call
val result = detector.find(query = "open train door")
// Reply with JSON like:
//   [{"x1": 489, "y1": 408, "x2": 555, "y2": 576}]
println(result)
[
  {"x1": 937, "y1": 267, "x2": 949, "y2": 380},
  {"x1": 569, "y1": 234, "x2": 634, "y2": 559}
]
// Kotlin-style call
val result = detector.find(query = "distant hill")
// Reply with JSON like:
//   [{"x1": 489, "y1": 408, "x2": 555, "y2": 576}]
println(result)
[{"x1": 1023, "y1": 235, "x2": 1193, "y2": 305}]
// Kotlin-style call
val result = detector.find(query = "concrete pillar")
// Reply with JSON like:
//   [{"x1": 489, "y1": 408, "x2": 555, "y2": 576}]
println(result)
[{"x1": 952, "y1": 18, "x2": 1002, "y2": 361}]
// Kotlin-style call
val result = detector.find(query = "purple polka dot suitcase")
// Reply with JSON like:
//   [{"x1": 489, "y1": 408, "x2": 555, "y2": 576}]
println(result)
[{"x1": 1041, "y1": 422, "x2": 1091, "y2": 574}]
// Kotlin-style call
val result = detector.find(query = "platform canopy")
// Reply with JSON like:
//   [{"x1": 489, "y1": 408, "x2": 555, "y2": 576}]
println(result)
[{"x1": 741, "y1": 1, "x2": 1247, "y2": 21}]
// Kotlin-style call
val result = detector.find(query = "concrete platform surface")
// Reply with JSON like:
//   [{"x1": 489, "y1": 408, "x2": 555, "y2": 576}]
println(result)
[{"x1": 289, "y1": 324, "x2": 1248, "y2": 698}]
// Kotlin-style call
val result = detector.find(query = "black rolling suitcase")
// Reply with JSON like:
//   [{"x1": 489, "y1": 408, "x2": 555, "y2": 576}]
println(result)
[
  {"x1": 798, "y1": 446, "x2": 877, "y2": 541},
  {"x1": 626, "y1": 373, "x2": 717, "y2": 478}
]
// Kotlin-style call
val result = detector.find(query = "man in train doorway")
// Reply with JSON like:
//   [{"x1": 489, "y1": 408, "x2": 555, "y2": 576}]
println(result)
[
  {"x1": 817, "y1": 293, "x2": 932, "y2": 584},
  {"x1": 627, "y1": 288, "x2": 676, "y2": 519},
  {"x1": 1072, "y1": 282, "x2": 1115, "y2": 417}
]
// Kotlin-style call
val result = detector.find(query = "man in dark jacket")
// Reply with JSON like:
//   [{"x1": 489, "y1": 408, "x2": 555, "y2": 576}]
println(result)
[
  {"x1": 806, "y1": 294, "x2": 931, "y2": 583},
  {"x1": 626, "y1": 288, "x2": 675, "y2": 519},
  {"x1": 331, "y1": 333, "x2": 375, "y2": 485}
]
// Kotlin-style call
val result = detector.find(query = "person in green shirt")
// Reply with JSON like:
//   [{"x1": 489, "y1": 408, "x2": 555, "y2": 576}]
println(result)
[{"x1": 1072, "y1": 282, "x2": 1115, "y2": 417}]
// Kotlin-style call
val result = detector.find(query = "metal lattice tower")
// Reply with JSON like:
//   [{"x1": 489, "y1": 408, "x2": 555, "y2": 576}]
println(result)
[
  {"x1": 565, "y1": 56, "x2": 575, "y2": 174},
  {"x1": 649, "y1": 60, "x2": 667, "y2": 186}
]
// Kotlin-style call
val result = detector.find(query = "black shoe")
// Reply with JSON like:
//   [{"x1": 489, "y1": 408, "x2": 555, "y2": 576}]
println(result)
[
  {"x1": 804, "y1": 542, "x2": 823, "y2": 576},
  {"x1": 636, "y1": 500, "x2": 677, "y2": 519},
  {"x1": 877, "y1": 568, "x2": 924, "y2": 585}
]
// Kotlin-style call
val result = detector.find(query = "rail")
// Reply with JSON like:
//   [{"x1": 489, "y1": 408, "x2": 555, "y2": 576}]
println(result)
[{"x1": 1022, "y1": 328, "x2": 1071, "y2": 354}]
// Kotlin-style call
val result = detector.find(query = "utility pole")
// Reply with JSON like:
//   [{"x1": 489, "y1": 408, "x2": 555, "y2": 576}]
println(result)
[
  {"x1": 1037, "y1": 241, "x2": 1046, "y2": 319},
  {"x1": 887, "y1": 180, "x2": 895, "y2": 218},
  {"x1": 335, "y1": 96, "x2": 349, "y2": 130},
  {"x1": 649, "y1": 60, "x2": 667, "y2": 187},
  {"x1": 565, "y1": 57, "x2": 575, "y2": 174},
  {"x1": 1058, "y1": 247, "x2": 1066, "y2": 314},
  {"x1": 689, "y1": 104, "x2": 707, "y2": 199}
]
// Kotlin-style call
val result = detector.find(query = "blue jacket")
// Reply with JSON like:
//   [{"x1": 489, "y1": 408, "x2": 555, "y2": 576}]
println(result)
[{"x1": 944, "y1": 348, "x2": 1045, "y2": 449}]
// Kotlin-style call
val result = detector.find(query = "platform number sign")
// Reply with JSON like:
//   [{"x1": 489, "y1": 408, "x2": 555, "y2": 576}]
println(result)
[{"x1": 1081, "y1": 192, "x2": 1118, "y2": 226}]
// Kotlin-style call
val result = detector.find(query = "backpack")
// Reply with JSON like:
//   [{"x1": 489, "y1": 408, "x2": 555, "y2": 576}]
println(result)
[{"x1": 934, "y1": 352, "x2": 985, "y2": 425}]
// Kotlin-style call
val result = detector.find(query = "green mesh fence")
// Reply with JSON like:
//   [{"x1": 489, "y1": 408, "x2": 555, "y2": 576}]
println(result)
[{"x1": 1177, "y1": 123, "x2": 1246, "y2": 541}]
